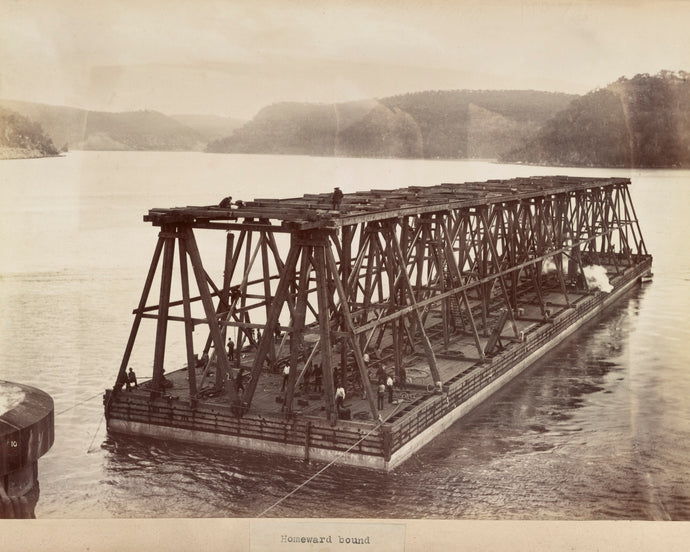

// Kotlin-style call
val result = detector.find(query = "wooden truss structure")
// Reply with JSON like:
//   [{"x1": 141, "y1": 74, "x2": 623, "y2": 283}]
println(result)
[{"x1": 113, "y1": 176, "x2": 648, "y2": 424}]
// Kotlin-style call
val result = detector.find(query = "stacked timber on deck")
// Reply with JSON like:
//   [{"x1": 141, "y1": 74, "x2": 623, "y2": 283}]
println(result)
[{"x1": 104, "y1": 176, "x2": 652, "y2": 470}]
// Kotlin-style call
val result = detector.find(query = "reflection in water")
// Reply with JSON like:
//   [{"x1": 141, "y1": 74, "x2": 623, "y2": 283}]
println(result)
[
  {"x1": 97, "y1": 286, "x2": 689, "y2": 520},
  {"x1": 3, "y1": 154, "x2": 690, "y2": 520}
]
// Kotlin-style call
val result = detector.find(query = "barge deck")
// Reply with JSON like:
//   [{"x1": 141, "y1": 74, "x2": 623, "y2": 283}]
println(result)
[{"x1": 104, "y1": 176, "x2": 651, "y2": 470}]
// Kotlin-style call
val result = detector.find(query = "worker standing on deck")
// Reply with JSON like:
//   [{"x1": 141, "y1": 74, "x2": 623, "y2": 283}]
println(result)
[
  {"x1": 361, "y1": 354, "x2": 371, "y2": 399},
  {"x1": 377, "y1": 382, "x2": 385, "y2": 410},
  {"x1": 126, "y1": 367, "x2": 138, "y2": 391},
  {"x1": 236, "y1": 368, "x2": 245, "y2": 394},
  {"x1": 335, "y1": 385, "x2": 346, "y2": 410},
  {"x1": 386, "y1": 374, "x2": 394, "y2": 403},
  {"x1": 376, "y1": 364, "x2": 386, "y2": 385},
  {"x1": 227, "y1": 337, "x2": 234, "y2": 362},
  {"x1": 332, "y1": 187, "x2": 344, "y2": 210},
  {"x1": 281, "y1": 364, "x2": 290, "y2": 392}
]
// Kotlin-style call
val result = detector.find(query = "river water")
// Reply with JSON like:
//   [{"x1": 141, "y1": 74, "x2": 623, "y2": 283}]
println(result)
[{"x1": 1, "y1": 151, "x2": 689, "y2": 520}]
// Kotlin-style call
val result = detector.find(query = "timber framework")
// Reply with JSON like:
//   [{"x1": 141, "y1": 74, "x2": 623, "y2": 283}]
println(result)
[{"x1": 104, "y1": 175, "x2": 652, "y2": 470}]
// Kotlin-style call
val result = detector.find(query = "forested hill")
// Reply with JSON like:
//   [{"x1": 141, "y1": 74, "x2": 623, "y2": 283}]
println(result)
[
  {"x1": 0, "y1": 107, "x2": 59, "y2": 159},
  {"x1": 0, "y1": 100, "x2": 215, "y2": 152},
  {"x1": 6, "y1": 73, "x2": 688, "y2": 166},
  {"x1": 501, "y1": 71, "x2": 690, "y2": 168},
  {"x1": 79, "y1": 109, "x2": 205, "y2": 151},
  {"x1": 206, "y1": 90, "x2": 576, "y2": 159}
]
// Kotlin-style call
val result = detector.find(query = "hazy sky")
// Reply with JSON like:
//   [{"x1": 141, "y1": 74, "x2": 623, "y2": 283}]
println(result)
[{"x1": 1, "y1": 0, "x2": 689, "y2": 119}]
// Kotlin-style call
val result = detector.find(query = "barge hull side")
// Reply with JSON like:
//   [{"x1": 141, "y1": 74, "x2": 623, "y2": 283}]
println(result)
[
  {"x1": 107, "y1": 419, "x2": 387, "y2": 470},
  {"x1": 107, "y1": 260, "x2": 650, "y2": 471},
  {"x1": 385, "y1": 266, "x2": 647, "y2": 470}
]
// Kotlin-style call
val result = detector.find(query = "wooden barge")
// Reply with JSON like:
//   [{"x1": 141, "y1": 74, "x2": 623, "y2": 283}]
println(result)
[{"x1": 104, "y1": 176, "x2": 652, "y2": 470}]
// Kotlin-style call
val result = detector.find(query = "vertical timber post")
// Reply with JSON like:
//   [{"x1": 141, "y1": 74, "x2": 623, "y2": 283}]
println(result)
[
  {"x1": 151, "y1": 224, "x2": 176, "y2": 394},
  {"x1": 113, "y1": 237, "x2": 164, "y2": 391},
  {"x1": 285, "y1": 248, "x2": 310, "y2": 418},
  {"x1": 178, "y1": 235, "x2": 198, "y2": 402},
  {"x1": 387, "y1": 222, "x2": 441, "y2": 385},
  {"x1": 313, "y1": 237, "x2": 337, "y2": 425},
  {"x1": 243, "y1": 241, "x2": 300, "y2": 409},
  {"x1": 183, "y1": 227, "x2": 237, "y2": 402},
  {"x1": 324, "y1": 245, "x2": 380, "y2": 421}
]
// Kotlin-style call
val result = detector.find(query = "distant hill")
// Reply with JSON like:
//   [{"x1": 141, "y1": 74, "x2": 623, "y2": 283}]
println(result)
[
  {"x1": 6, "y1": 73, "x2": 689, "y2": 167},
  {"x1": 80, "y1": 109, "x2": 205, "y2": 151},
  {"x1": 207, "y1": 90, "x2": 576, "y2": 159},
  {"x1": 0, "y1": 100, "x2": 86, "y2": 152},
  {"x1": 381, "y1": 89, "x2": 576, "y2": 159},
  {"x1": 501, "y1": 71, "x2": 690, "y2": 168},
  {"x1": 207, "y1": 99, "x2": 423, "y2": 157},
  {"x1": 0, "y1": 106, "x2": 59, "y2": 159},
  {"x1": 170, "y1": 114, "x2": 246, "y2": 142},
  {"x1": 0, "y1": 100, "x2": 206, "y2": 152}
]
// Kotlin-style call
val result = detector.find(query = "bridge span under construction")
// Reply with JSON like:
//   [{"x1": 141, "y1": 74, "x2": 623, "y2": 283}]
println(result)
[{"x1": 104, "y1": 175, "x2": 652, "y2": 470}]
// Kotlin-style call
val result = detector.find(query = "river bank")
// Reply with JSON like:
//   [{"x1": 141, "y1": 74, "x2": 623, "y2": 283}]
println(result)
[{"x1": 0, "y1": 147, "x2": 61, "y2": 160}]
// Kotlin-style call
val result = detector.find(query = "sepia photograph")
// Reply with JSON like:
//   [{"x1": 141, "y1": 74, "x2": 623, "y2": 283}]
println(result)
[{"x1": 1, "y1": 0, "x2": 689, "y2": 549}]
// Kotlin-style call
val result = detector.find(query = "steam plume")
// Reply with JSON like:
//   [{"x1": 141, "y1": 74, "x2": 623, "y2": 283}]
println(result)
[{"x1": 583, "y1": 265, "x2": 613, "y2": 293}]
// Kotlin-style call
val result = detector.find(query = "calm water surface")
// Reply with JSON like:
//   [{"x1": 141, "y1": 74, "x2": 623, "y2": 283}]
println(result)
[{"x1": 1, "y1": 152, "x2": 689, "y2": 519}]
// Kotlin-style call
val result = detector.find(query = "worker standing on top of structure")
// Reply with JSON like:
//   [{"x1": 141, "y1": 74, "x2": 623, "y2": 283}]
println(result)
[{"x1": 332, "y1": 187, "x2": 344, "y2": 210}]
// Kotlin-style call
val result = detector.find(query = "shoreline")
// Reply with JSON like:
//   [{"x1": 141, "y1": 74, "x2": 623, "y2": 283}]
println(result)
[
  {"x1": 3, "y1": 148, "x2": 690, "y2": 170},
  {"x1": 0, "y1": 147, "x2": 61, "y2": 161}
]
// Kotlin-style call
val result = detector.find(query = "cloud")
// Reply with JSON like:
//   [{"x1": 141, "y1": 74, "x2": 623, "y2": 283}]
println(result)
[{"x1": 2, "y1": 0, "x2": 689, "y2": 116}]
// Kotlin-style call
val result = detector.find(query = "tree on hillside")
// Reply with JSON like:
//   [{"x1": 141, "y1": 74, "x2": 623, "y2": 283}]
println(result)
[
  {"x1": 502, "y1": 71, "x2": 690, "y2": 168},
  {"x1": 621, "y1": 72, "x2": 689, "y2": 167},
  {"x1": 507, "y1": 89, "x2": 629, "y2": 166},
  {"x1": 0, "y1": 107, "x2": 59, "y2": 156}
]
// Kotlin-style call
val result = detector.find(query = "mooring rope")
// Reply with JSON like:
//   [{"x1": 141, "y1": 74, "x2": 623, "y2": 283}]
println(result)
[
  {"x1": 86, "y1": 414, "x2": 105, "y2": 454},
  {"x1": 55, "y1": 390, "x2": 104, "y2": 416},
  {"x1": 51, "y1": 390, "x2": 107, "y2": 454},
  {"x1": 256, "y1": 401, "x2": 406, "y2": 518}
]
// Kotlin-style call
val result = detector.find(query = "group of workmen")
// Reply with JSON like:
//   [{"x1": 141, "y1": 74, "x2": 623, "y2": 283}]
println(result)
[
  {"x1": 277, "y1": 357, "x2": 404, "y2": 419},
  {"x1": 280, "y1": 362, "x2": 324, "y2": 394},
  {"x1": 333, "y1": 366, "x2": 399, "y2": 420},
  {"x1": 228, "y1": 327, "x2": 412, "y2": 420}
]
